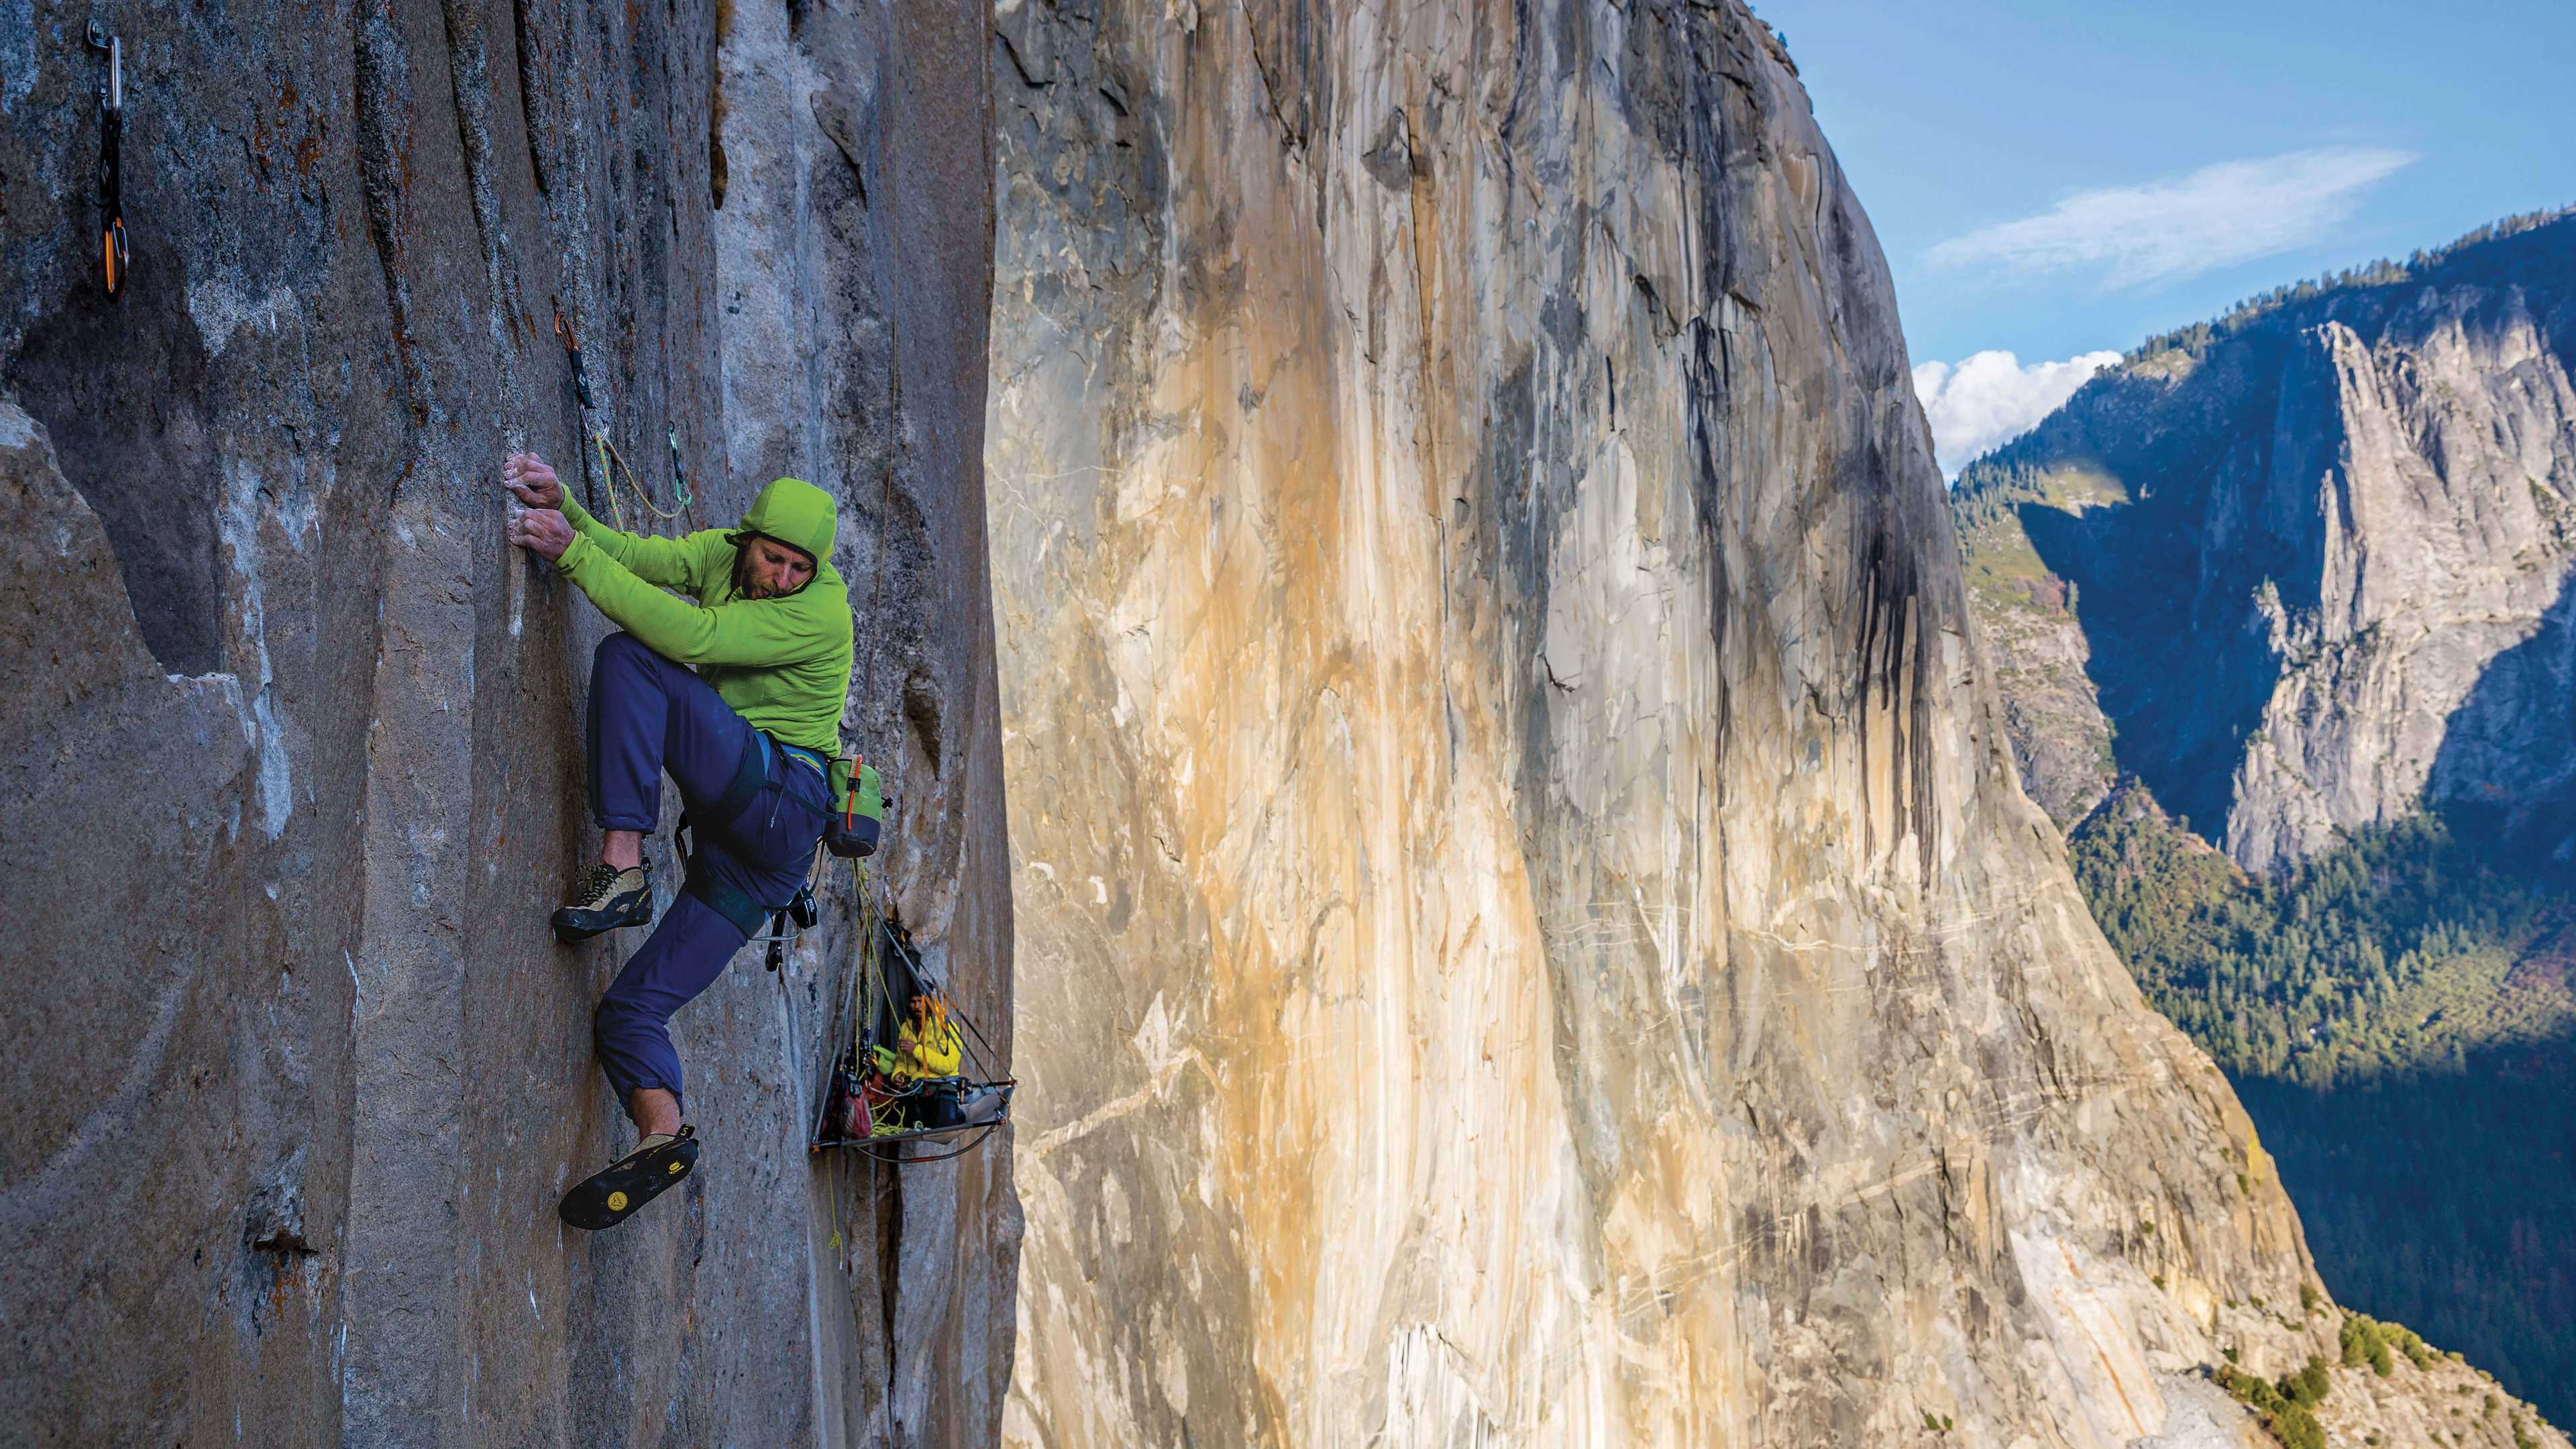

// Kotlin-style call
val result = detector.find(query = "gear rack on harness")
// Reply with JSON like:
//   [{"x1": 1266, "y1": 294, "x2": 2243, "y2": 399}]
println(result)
[{"x1": 810, "y1": 866, "x2": 1014, "y2": 1164}]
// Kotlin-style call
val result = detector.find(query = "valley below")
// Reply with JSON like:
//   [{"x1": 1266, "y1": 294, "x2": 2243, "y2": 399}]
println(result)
[
  {"x1": 1955, "y1": 209, "x2": 2576, "y2": 1428},
  {"x1": 2068, "y1": 792, "x2": 2576, "y2": 1423}
]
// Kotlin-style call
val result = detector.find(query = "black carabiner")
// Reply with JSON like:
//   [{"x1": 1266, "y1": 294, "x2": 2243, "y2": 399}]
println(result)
[
  {"x1": 552, "y1": 303, "x2": 596, "y2": 410},
  {"x1": 87, "y1": 20, "x2": 127, "y2": 299}
]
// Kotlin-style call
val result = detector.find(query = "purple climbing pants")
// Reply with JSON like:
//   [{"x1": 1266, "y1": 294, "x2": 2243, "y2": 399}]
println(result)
[{"x1": 584, "y1": 632, "x2": 828, "y2": 1112}]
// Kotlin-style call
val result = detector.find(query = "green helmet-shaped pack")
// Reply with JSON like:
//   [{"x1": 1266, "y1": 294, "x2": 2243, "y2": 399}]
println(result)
[{"x1": 826, "y1": 755, "x2": 883, "y2": 859}]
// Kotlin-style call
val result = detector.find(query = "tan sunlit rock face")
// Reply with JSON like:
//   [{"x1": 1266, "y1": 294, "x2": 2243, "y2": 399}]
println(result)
[{"x1": 975, "y1": 1, "x2": 2502, "y2": 1444}]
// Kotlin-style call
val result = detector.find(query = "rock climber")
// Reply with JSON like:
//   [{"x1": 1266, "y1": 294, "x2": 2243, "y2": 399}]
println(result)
[{"x1": 502, "y1": 452, "x2": 853, "y2": 1230}]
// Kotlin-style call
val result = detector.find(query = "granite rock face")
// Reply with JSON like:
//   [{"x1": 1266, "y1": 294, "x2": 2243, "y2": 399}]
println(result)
[
  {"x1": 977, "y1": 1, "x2": 2526, "y2": 1442},
  {"x1": 1953, "y1": 219, "x2": 2576, "y2": 871},
  {"x1": 0, "y1": 3, "x2": 1016, "y2": 1444}
]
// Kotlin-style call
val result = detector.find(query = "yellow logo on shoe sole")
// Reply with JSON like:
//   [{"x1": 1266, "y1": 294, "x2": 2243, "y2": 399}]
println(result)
[
  {"x1": 606, "y1": 1191, "x2": 629, "y2": 1212},
  {"x1": 668, "y1": 1161, "x2": 683, "y2": 1174}
]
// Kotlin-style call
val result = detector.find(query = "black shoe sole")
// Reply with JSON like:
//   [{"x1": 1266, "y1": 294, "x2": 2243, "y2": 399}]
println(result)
[
  {"x1": 559, "y1": 1134, "x2": 699, "y2": 1230},
  {"x1": 551, "y1": 896, "x2": 653, "y2": 945}
]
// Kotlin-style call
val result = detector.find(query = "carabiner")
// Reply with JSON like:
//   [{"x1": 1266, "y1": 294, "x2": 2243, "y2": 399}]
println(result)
[{"x1": 86, "y1": 20, "x2": 127, "y2": 299}]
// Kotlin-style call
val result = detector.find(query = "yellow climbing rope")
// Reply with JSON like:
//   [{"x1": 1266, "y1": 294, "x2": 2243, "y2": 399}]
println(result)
[
  {"x1": 551, "y1": 301, "x2": 697, "y2": 534},
  {"x1": 591, "y1": 427, "x2": 692, "y2": 531}
]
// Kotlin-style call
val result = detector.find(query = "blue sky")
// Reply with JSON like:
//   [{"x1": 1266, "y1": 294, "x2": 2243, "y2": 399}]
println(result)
[{"x1": 1756, "y1": 0, "x2": 2576, "y2": 471}]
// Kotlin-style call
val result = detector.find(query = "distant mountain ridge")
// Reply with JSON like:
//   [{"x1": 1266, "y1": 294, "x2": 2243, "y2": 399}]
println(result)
[
  {"x1": 2123, "y1": 206, "x2": 2575, "y2": 370},
  {"x1": 1954, "y1": 208, "x2": 2576, "y2": 872},
  {"x1": 1953, "y1": 207, "x2": 2576, "y2": 1428}
]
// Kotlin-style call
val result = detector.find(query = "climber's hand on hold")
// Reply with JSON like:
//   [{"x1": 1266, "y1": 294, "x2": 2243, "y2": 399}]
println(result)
[
  {"x1": 502, "y1": 451, "x2": 565, "y2": 510},
  {"x1": 508, "y1": 506, "x2": 574, "y2": 561}
]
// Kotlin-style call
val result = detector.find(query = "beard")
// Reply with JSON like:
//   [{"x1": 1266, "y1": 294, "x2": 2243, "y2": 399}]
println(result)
[{"x1": 730, "y1": 532, "x2": 812, "y2": 599}]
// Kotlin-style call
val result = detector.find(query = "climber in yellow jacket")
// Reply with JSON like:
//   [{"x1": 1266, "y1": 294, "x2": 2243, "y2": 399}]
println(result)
[{"x1": 504, "y1": 452, "x2": 853, "y2": 1230}]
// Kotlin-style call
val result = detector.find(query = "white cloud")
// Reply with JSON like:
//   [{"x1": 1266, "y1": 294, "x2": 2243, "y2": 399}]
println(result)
[
  {"x1": 1926, "y1": 146, "x2": 2415, "y2": 290},
  {"x1": 1913, "y1": 350, "x2": 2120, "y2": 476}
]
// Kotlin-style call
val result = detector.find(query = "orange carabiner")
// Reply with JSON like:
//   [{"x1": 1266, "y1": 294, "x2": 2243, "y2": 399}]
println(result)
[{"x1": 101, "y1": 218, "x2": 127, "y2": 298}]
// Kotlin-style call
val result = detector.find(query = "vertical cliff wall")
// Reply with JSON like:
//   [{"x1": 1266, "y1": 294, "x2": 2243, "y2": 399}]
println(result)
[
  {"x1": 1952, "y1": 217, "x2": 2576, "y2": 871},
  {"x1": 1, "y1": 3, "x2": 1016, "y2": 1444},
  {"x1": 985, "y1": 2, "x2": 2556, "y2": 1446}
]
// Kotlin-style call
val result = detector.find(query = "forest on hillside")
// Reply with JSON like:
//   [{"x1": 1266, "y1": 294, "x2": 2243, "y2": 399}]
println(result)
[
  {"x1": 2119, "y1": 205, "x2": 2573, "y2": 367},
  {"x1": 2069, "y1": 794, "x2": 2576, "y2": 1421}
]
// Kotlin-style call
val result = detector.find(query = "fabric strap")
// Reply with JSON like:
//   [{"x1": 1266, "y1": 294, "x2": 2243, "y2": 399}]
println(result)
[
  {"x1": 680, "y1": 733, "x2": 822, "y2": 937},
  {"x1": 682, "y1": 869, "x2": 767, "y2": 936},
  {"x1": 705, "y1": 731, "x2": 769, "y2": 822}
]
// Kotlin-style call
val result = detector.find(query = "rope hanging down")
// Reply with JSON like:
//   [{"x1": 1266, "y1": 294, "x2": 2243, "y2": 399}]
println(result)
[{"x1": 591, "y1": 427, "x2": 692, "y2": 527}]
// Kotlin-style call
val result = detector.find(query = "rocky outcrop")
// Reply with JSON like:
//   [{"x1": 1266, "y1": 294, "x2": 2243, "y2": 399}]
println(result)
[
  {"x1": 0, "y1": 3, "x2": 1015, "y2": 1445},
  {"x1": 980, "y1": 1, "x2": 2550, "y2": 1443},
  {"x1": 1953, "y1": 216, "x2": 2576, "y2": 871}
]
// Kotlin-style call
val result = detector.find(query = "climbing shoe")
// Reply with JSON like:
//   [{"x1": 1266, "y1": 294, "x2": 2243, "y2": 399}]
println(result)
[
  {"x1": 551, "y1": 861, "x2": 653, "y2": 944},
  {"x1": 558, "y1": 1126, "x2": 698, "y2": 1230}
]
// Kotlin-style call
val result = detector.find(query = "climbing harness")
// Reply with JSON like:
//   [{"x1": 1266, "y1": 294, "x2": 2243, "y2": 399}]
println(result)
[
  {"x1": 549, "y1": 300, "x2": 696, "y2": 532},
  {"x1": 85, "y1": 20, "x2": 127, "y2": 299},
  {"x1": 756, "y1": 879, "x2": 820, "y2": 973},
  {"x1": 669, "y1": 811, "x2": 820, "y2": 974},
  {"x1": 808, "y1": 863, "x2": 1014, "y2": 1164}
]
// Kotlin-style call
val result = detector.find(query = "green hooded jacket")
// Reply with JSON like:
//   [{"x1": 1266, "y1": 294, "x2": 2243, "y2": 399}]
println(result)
[{"x1": 553, "y1": 478, "x2": 854, "y2": 755}]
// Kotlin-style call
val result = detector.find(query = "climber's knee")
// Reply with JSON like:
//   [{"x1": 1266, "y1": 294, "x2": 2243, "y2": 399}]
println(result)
[
  {"x1": 592, "y1": 629, "x2": 654, "y2": 680},
  {"x1": 585, "y1": 631, "x2": 682, "y2": 828},
  {"x1": 592, "y1": 994, "x2": 670, "y2": 1099},
  {"x1": 593, "y1": 987, "x2": 655, "y2": 1046}
]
